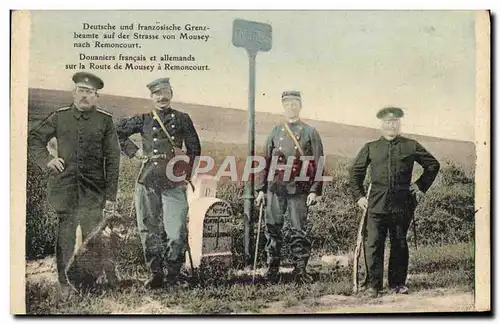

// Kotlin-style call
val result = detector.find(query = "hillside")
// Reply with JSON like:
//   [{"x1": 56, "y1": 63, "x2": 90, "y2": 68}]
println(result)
[{"x1": 27, "y1": 88, "x2": 475, "y2": 168}]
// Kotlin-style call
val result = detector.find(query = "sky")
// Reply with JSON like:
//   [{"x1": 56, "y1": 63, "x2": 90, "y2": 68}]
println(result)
[{"x1": 28, "y1": 10, "x2": 477, "y2": 141}]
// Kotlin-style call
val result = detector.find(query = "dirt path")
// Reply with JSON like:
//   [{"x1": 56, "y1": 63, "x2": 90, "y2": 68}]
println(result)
[
  {"x1": 26, "y1": 257, "x2": 475, "y2": 314},
  {"x1": 266, "y1": 288, "x2": 474, "y2": 314}
]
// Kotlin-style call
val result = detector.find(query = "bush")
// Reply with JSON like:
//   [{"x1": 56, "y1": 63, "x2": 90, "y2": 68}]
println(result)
[
  {"x1": 26, "y1": 151, "x2": 475, "y2": 266},
  {"x1": 26, "y1": 158, "x2": 57, "y2": 260}
]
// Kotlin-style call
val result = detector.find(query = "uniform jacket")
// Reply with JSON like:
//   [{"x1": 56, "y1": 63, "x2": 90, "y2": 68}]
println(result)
[
  {"x1": 28, "y1": 104, "x2": 121, "y2": 213},
  {"x1": 349, "y1": 135, "x2": 440, "y2": 213},
  {"x1": 115, "y1": 107, "x2": 201, "y2": 184},
  {"x1": 256, "y1": 120, "x2": 325, "y2": 196}
]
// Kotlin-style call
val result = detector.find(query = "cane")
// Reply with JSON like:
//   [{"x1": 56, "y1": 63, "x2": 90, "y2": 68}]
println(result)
[
  {"x1": 353, "y1": 183, "x2": 371, "y2": 294},
  {"x1": 411, "y1": 193, "x2": 419, "y2": 251},
  {"x1": 252, "y1": 203, "x2": 265, "y2": 284}
]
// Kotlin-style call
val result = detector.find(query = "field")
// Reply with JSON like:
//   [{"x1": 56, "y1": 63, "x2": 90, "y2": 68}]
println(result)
[
  {"x1": 26, "y1": 243, "x2": 474, "y2": 314},
  {"x1": 25, "y1": 144, "x2": 475, "y2": 314},
  {"x1": 24, "y1": 88, "x2": 476, "y2": 314}
]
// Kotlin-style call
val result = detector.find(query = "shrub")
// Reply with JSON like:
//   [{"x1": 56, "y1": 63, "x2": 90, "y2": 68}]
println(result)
[
  {"x1": 25, "y1": 152, "x2": 475, "y2": 266},
  {"x1": 26, "y1": 158, "x2": 57, "y2": 260}
]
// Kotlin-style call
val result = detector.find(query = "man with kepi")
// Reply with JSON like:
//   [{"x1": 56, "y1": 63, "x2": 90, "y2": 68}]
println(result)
[
  {"x1": 116, "y1": 77, "x2": 201, "y2": 289},
  {"x1": 28, "y1": 72, "x2": 120, "y2": 298},
  {"x1": 256, "y1": 90, "x2": 325, "y2": 284},
  {"x1": 349, "y1": 107, "x2": 440, "y2": 298}
]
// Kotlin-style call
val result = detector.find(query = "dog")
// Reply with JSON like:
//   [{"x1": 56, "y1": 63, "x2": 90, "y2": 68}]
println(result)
[{"x1": 65, "y1": 210, "x2": 129, "y2": 293}]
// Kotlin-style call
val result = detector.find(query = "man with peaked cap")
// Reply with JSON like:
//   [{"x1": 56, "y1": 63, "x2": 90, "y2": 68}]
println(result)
[
  {"x1": 116, "y1": 77, "x2": 201, "y2": 289},
  {"x1": 255, "y1": 91, "x2": 325, "y2": 284},
  {"x1": 28, "y1": 72, "x2": 121, "y2": 298},
  {"x1": 349, "y1": 107, "x2": 440, "y2": 298}
]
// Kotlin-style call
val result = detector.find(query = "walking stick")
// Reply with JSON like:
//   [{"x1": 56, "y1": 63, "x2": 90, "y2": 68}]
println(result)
[
  {"x1": 128, "y1": 157, "x2": 147, "y2": 219},
  {"x1": 185, "y1": 229, "x2": 196, "y2": 278},
  {"x1": 411, "y1": 193, "x2": 419, "y2": 251},
  {"x1": 252, "y1": 203, "x2": 265, "y2": 284},
  {"x1": 353, "y1": 183, "x2": 371, "y2": 294}
]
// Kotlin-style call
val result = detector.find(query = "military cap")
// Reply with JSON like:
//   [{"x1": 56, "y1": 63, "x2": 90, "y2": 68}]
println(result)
[
  {"x1": 147, "y1": 78, "x2": 171, "y2": 93},
  {"x1": 281, "y1": 91, "x2": 301, "y2": 100},
  {"x1": 72, "y1": 72, "x2": 104, "y2": 90},
  {"x1": 376, "y1": 107, "x2": 404, "y2": 120}
]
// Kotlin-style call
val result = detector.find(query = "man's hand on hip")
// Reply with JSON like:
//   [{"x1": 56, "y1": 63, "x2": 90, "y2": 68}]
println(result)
[{"x1": 134, "y1": 149, "x2": 146, "y2": 160}]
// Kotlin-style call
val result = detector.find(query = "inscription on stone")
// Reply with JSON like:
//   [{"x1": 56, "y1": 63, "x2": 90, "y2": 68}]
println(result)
[{"x1": 202, "y1": 201, "x2": 233, "y2": 256}]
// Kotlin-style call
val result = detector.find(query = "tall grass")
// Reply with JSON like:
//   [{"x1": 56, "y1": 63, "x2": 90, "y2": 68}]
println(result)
[{"x1": 26, "y1": 142, "x2": 475, "y2": 264}]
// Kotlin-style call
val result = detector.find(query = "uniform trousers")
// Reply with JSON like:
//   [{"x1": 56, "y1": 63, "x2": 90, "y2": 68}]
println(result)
[
  {"x1": 264, "y1": 191, "x2": 311, "y2": 268},
  {"x1": 364, "y1": 210, "x2": 413, "y2": 290},
  {"x1": 135, "y1": 184, "x2": 188, "y2": 276}
]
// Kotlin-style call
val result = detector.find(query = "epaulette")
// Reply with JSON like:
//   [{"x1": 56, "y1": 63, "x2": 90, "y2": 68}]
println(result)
[
  {"x1": 96, "y1": 108, "x2": 113, "y2": 117},
  {"x1": 57, "y1": 106, "x2": 71, "y2": 112}
]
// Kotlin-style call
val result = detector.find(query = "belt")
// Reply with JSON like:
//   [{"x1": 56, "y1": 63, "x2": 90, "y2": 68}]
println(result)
[
  {"x1": 275, "y1": 164, "x2": 290, "y2": 171},
  {"x1": 148, "y1": 153, "x2": 169, "y2": 160},
  {"x1": 137, "y1": 153, "x2": 170, "y2": 161}
]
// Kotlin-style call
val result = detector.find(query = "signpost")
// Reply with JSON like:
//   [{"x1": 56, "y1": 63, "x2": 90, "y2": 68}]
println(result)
[{"x1": 232, "y1": 18, "x2": 272, "y2": 267}]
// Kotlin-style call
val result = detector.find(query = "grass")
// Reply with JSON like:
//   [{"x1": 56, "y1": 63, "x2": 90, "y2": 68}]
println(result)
[
  {"x1": 24, "y1": 139, "x2": 476, "y2": 314},
  {"x1": 26, "y1": 241, "x2": 474, "y2": 314}
]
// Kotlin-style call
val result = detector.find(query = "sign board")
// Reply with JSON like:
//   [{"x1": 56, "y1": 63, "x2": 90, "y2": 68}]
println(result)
[
  {"x1": 231, "y1": 18, "x2": 272, "y2": 266},
  {"x1": 232, "y1": 18, "x2": 272, "y2": 52}
]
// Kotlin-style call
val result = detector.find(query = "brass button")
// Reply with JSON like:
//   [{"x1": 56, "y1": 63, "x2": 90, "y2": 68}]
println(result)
[
  {"x1": 153, "y1": 138, "x2": 158, "y2": 142},
  {"x1": 171, "y1": 124, "x2": 175, "y2": 128},
  {"x1": 153, "y1": 127, "x2": 157, "y2": 131},
  {"x1": 154, "y1": 162, "x2": 158, "y2": 166},
  {"x1": 153, "y1": 149, "x2": 158, "y2": 153}
]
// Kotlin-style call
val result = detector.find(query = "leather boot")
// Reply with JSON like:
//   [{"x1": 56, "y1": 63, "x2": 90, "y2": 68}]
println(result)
[
  {"x1": 264, "y1": 259, "x2": 280, "y2": 283},
  {"x1": 292, "y1": 259, "x2": 313, "y2": 284},
  {"x1": 166, "y1": 263, "x2": 188, "y2": 287},
  {"x1": 143, "y1": 272, "x2": 164, "y2": 289}
]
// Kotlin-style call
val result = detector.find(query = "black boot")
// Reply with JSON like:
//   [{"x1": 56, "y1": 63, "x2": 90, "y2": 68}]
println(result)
[
  {"x1": 166, "y1": 264, "x2": 188, "y2": 287},
  {"x1": 264, "y1": 259, "x2": 280, "y2": 283},
  {"x1": 292, "y1": 259, "x2": 313, "y2": 284},
  {"x1": 144, "y1": 272, "x2": 164, "y2": 289}
]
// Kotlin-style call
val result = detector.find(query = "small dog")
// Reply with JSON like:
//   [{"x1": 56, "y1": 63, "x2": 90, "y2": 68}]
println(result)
[{"x1": 65, "y1": 211, "x2": 128, "y2": 293}]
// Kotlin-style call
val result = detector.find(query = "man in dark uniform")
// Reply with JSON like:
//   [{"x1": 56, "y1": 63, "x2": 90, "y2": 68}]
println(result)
[
  {"x1": 28, "y1": 72, "x2": 121, "y2": 298},
  {"x1": 255, "y1": 91, "x2": 325, "y2": 283},
  {"x1": 116, "y1": 78, "x2": 201, "y2": 289},
  {"x1": 349, "y1": 107, "x2": 440, "y2": 298}
]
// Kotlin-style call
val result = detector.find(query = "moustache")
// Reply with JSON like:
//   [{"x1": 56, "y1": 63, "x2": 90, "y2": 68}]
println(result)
[{"x1": 80, "y1": 100, "x2": 89, "y2": 104}]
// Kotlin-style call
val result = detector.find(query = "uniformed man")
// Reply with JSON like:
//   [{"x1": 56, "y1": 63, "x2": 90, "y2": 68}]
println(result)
[
  {"x1": 28, "y1": 72, "x2": 121, "y2": 297},
  {"x1": 116, "y1": 78, "x2": 201, "y2": 289},
  {"x1": 349, "y1": 107, "x2": 440, "y2": 298},
  {"x1": 255, "y1": 91, "x2": 325, "y2": 283}
]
